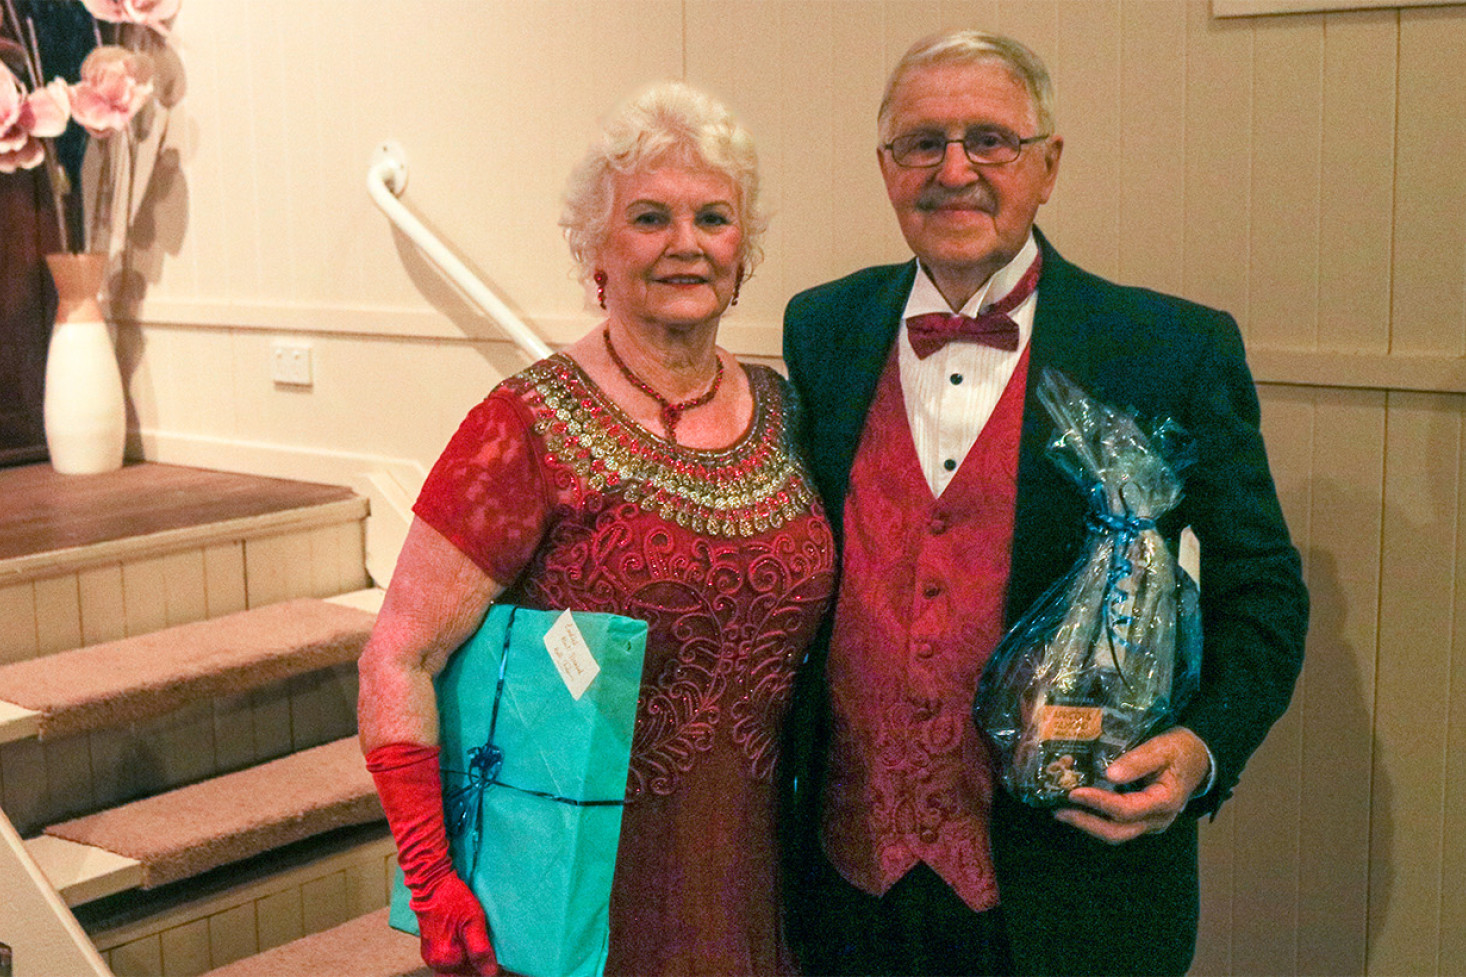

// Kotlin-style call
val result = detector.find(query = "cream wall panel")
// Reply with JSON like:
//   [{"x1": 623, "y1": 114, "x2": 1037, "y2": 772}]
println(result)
[
  {"x1": 1195, "y1": 808, "x2": 1236, "y2": 975},
  {"x1": 78, "y1": 564, "x2": 128, "y2": 645},
  {"x1": 87, "y1": 727, "x2": 134, "y2": 814},
  {"x1": 1249, "y1": 15, "x2": 1323, "y2": 349},
  {"x1": 1118, "y1": 1, "x2": 1187, "y2": 294},
  {"x1": 1052, "y1": 1, "x2": 1122, "y2": 279},
  {"x1": 0, "y1": 582, "x2": 39, "y2": 664},
  {"x1": 159, "y1": 917, "x2": 211, "y2": 977},
  {"x1": 343, "y1": 856, "x2": 389, "y2": 918},
  {"x1": 34, "y1": 575, "x2": 82, "y2": 656},
  {"x1": 41, "y1": 736, "x2": 95, "y2": 823},
  {"x1": 1183, "y1": 3, "x2": 1252, "y2": 319},
  {"x1": 1371, "y1": 391, "x2": 1460, "y2": 976},
  {"x1": 1319, "y1": 11, "x2": 1395, "y2": 354},
  {"x1": 153, "y1": 0, "x2": 687, "y2": 327},
  {"x1": 254, "y1": 885, "x2": 304, "y2": 953},
  {"x1": 161, "y1": 549, "x2": 209, "y2": 627},
  {"x1": 202, "y1": 541, "x2": 248, "y2": 618},
  {"x1": 109, "y1": 934, "x2": 163, "y2": 977},
  {"x1": 122, "y1": 325, "x2": 240, "y2": 440},
  {"x1": 121, "y1": 555, "x2": 170, "y2": 636},
  {"x1": 154, "y1": 701, "x2": 219, "y2": 791},
  {"x1": 1393, "y1": 8, "x2": 1466, "y2": 356},
  {"x1": 1445, "y1": 422, "x2": 1466, "y2": 977},
  {"x1": 206, "y1": 903, "x2": 259, "y2": 971},
  {"x1": 299, "y1": 871, "x2": 350, "y2": 935},
  {"x1": 306, "y1": 525, "x2": 341, "y2": 599},
  {"x1": 243, "y1": 532, "x2": 312, "y2": 608},
  {"x1": 1, "y1": 738, "x2": 46, "y2": 833},
  {"x1": 289, "y1": 665, "x2": 358, "y2": 751},
  {"x1": 826, "y1": 4, "x2": 910, "y2": 283},
  {"x1": 212, "y1": 693, "x2": 259, "y2": 773},
  {"x1": 1294, "y1": 389, "x2": 1384, "y2": 977},
  {"x1": 251, "y1": 685, "x2": 295, "y2": 761},
  {"x1": 1223, "y1": 389, "x2": 1311, "y2": 976},
  {"x1": 684, "y1": 0, "x2": 905, "y2": 327}
]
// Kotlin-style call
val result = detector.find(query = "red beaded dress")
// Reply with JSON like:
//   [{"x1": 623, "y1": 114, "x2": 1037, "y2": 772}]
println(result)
[{"x1": 413, "y1": 354, "x2": 836, "y2": 977}]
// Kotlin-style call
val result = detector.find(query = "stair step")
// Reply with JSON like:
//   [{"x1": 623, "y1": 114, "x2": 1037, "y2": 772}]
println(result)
[
  {"x1": 0, "y1": 597, "x2": 375, "y2": 744},
  {"x1": 0, "y1": 462, "x2": 365, "y2": 582},
  {"x1": 34, "y1": 737, "x2": 382, "y2": 899},
  {"x1": 23, "y1": 834, "x2": 145, "y2": 908},
  {"x1": 201, "y1": 907, "x2": 428, "y2": 977}
]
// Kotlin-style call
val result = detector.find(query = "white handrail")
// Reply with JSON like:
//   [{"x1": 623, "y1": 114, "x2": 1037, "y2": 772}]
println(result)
[{"x1": 366, "y1": 141, "x2": 552, "y2": 362}]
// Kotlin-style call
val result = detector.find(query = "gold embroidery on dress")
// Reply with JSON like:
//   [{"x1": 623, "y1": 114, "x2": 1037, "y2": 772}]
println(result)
[{"x1": 507, "y1": 355, "x2": 819, "y2": 539}]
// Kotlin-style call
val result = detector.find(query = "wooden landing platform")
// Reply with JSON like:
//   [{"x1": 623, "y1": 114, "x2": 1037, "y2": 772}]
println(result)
[{"x1": 0, "y1": 462, "x2": 358, "y2": 564}]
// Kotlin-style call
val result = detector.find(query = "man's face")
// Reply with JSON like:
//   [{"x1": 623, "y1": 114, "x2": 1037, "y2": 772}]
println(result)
[{"x1": 879, "y1": 60, "x2": 1062, "y2": 304}]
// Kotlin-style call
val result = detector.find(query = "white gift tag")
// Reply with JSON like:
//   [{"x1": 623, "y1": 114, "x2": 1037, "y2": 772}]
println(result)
[
  {"x1": 544, "y1": 610, "x2": 600, "y2": 700},
  {"x1": 1179, "y1": 526, "x2": 1201, "y2": 590}
]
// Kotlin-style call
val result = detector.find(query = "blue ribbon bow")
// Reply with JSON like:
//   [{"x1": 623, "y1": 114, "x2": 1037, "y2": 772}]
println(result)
[{"x1": 1086, "y1": 492, "x2": 1158, "y2": 687}]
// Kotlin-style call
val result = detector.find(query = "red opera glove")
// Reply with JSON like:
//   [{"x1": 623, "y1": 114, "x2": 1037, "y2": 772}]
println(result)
[{"x1": 367, "y1": 742, "x2": 499, "y2": 976}]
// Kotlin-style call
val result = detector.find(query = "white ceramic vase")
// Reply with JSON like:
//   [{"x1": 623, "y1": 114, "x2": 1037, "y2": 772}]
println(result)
[{"x1": 43, "y1": 253, "x2": 126, "y2": 475}]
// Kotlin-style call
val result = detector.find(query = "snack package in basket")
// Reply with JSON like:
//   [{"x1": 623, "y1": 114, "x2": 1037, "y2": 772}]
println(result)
[
  {"x1": 974, "y1": 369, "x2": 1202, "y2": 807},
  {"x1": 389, "y1": 603, "x2": 647, "y2": 977}
]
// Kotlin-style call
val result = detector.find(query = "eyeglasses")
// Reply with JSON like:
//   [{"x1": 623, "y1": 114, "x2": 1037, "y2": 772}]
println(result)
[{"x1": 883, "y1": 126, "x2": 1051, "y2": 168}]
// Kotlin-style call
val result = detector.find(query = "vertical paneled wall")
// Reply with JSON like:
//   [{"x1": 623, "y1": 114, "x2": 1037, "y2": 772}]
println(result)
[{"x1": 105, "y1": 2, "x2": 1466, "y2": 975}]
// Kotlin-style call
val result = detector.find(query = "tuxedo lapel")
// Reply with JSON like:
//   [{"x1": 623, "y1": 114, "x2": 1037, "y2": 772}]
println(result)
[
  {"x1": 812, "y1": 262, "x2": 916, "y2": 525},
  {"x1": 1006, "y1": 234, "x2": 1098, "y2": 622}
]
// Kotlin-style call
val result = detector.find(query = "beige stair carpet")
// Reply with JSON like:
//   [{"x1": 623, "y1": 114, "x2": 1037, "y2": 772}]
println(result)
[
  {"x1": 44, "y1": 738, "x2": 384, "y2": 887},
  {"x1": 203, "y1": 907, "x2": 430, "y2": 977},
  {"x1": 0, "y1": 598, "x2": 374, "y2": 739}
]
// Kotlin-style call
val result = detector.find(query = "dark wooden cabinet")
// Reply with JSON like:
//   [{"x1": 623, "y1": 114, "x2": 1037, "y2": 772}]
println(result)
[{"x1": 0, "y1": 167, "x2": 57, "y2": 468}]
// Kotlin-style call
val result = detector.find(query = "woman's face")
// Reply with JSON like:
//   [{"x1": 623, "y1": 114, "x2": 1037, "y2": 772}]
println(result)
[{"x1": 599, "y1": 163, "x2": 743, "y2": 331}]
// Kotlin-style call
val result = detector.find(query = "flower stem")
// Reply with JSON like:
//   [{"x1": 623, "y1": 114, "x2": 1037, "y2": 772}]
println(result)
[{"x1": 8, "y1": 2, "x2": 72, "y2": 253}]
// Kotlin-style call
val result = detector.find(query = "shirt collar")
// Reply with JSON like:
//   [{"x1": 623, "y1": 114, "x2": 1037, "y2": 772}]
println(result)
[{"x1": 904, "y1": 233, "x2": 1040, "y2": 319}]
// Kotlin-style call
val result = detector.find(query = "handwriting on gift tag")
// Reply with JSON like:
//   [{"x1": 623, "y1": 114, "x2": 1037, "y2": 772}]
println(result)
[{"x1": 545, "y1": 611, "x2": 601, "y2": 700}]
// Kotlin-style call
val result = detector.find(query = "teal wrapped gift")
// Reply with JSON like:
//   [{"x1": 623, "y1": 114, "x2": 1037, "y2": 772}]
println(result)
[{"x1": 389, "y1": 604, "x2": 647, "y2": 977}]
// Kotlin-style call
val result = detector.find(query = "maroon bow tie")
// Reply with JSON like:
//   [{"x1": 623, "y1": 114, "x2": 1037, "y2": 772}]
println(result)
[{"x1": 905, "y1": 252, "x2": 1042, "y2": 359}]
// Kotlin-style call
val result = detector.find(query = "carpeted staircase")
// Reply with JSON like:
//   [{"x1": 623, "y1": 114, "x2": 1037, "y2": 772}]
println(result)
[{"x1": 0, "y1": 463, "x2": 427, "y2": 976}]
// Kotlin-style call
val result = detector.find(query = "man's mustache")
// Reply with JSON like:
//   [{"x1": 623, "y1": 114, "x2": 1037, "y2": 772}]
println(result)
[{"x1": 916, "y1": 187, "x2": 996, "y2": 213}]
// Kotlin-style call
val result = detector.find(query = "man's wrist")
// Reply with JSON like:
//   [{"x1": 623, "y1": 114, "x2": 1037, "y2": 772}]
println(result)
[{"x1": 1180, "y1": 726, "x2": 1216, "y2": 798}]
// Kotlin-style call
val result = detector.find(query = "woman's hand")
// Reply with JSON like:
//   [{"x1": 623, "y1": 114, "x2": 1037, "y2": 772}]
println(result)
[
  {"x1": 366, "y1": 741, "x2": 500, "y2": 976},
  {"x1": 414, "y1": 871, "x2": 499, "y2": 975}
]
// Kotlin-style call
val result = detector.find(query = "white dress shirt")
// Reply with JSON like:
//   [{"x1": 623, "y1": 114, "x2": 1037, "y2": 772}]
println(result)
[{"x1": 898, "y1": 234, "x2": 1041, "y2": 497}]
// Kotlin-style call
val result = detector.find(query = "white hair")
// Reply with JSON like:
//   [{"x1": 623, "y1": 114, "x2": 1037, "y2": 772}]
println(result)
[
  {"x1": 560, "y1": 81, "x2": 766, "y2": 281},
  {"x1": 878, "y1": 29, "x2": 1057, "y2": 141}
]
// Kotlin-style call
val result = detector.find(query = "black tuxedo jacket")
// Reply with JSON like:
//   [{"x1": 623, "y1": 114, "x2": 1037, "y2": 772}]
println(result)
[{"x1": 779, "y1": 232, "x2": 1308, "y2": 976}]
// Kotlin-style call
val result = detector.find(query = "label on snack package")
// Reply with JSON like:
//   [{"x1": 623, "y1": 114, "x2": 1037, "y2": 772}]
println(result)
[
  {"x1": 545, "y1": 611, "x2": 600, "y2": 700},
  {"x1": 1037, "y1": 704, "x2": 1103, "y2": 741}
]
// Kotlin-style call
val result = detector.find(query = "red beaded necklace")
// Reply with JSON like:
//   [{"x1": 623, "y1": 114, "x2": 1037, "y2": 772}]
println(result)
[{"x1": 603, "y1": 326, "x2": 724, "y2": 442}]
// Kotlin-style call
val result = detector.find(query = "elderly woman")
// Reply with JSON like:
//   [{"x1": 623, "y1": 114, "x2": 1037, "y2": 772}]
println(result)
[{"x1": 358, "y1": 82, "x2": 835, "y2": 977}]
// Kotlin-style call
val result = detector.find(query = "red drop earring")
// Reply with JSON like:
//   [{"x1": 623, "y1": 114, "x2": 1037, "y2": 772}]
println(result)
[
  {"x1": 593, "y1": 270, "x2": 607, "y2": 310},
  {"x1": 731, "y1": 266, "x2": 744, "y2": 307}
]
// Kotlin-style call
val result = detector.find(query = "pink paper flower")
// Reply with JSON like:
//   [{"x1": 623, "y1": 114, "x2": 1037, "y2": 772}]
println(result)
[
  {"x1": 81, "y1": 0, "x2": 180, "y2": 33},
  {"x1": 0, "y1": 66, "x2": 69, "y2": 173},
  {"x1": 2, "y1": 0, "x2": 180, "y2": 251},
  {"x1": 68, "y1": 45, "x2": 154, "y2": 138}
]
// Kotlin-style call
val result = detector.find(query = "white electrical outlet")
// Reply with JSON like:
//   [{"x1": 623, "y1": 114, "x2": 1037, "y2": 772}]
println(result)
[{"x1": 270, "y1": 342, "x2": 313, "y2": 387}]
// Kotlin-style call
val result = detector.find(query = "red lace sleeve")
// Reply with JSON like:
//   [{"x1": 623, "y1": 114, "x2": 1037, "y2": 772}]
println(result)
[{"x1": 413, "y1": 390, "x2": 551, "y2": 585}]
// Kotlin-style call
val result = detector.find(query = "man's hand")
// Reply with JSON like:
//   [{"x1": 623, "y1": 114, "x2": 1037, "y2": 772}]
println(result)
[{"x1": 1053, "y1": 726, "x2": 1212, "y2": 844}]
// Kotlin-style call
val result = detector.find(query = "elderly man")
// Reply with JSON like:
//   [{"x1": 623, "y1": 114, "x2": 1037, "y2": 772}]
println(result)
[{"x1": 780, "y1": 29, "x2": 1308, "y2": 977}]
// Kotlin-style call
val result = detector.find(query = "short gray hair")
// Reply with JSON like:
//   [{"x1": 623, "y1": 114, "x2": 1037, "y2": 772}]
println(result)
[
  {"x1": 877, "y1": 29, "x2": 1056, "y2": 142},
  {"x1": 560, "y1": 81, "x2": 765, "y2": 282}
]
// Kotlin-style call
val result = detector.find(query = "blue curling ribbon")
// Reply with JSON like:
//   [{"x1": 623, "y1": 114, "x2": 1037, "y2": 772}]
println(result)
[
  {"x1": 1086, "y1": 492, "x2": 1157, "y2": 687},
  {"x1": 442, "y1": 606, "x2": 625, "y2": 879}
]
